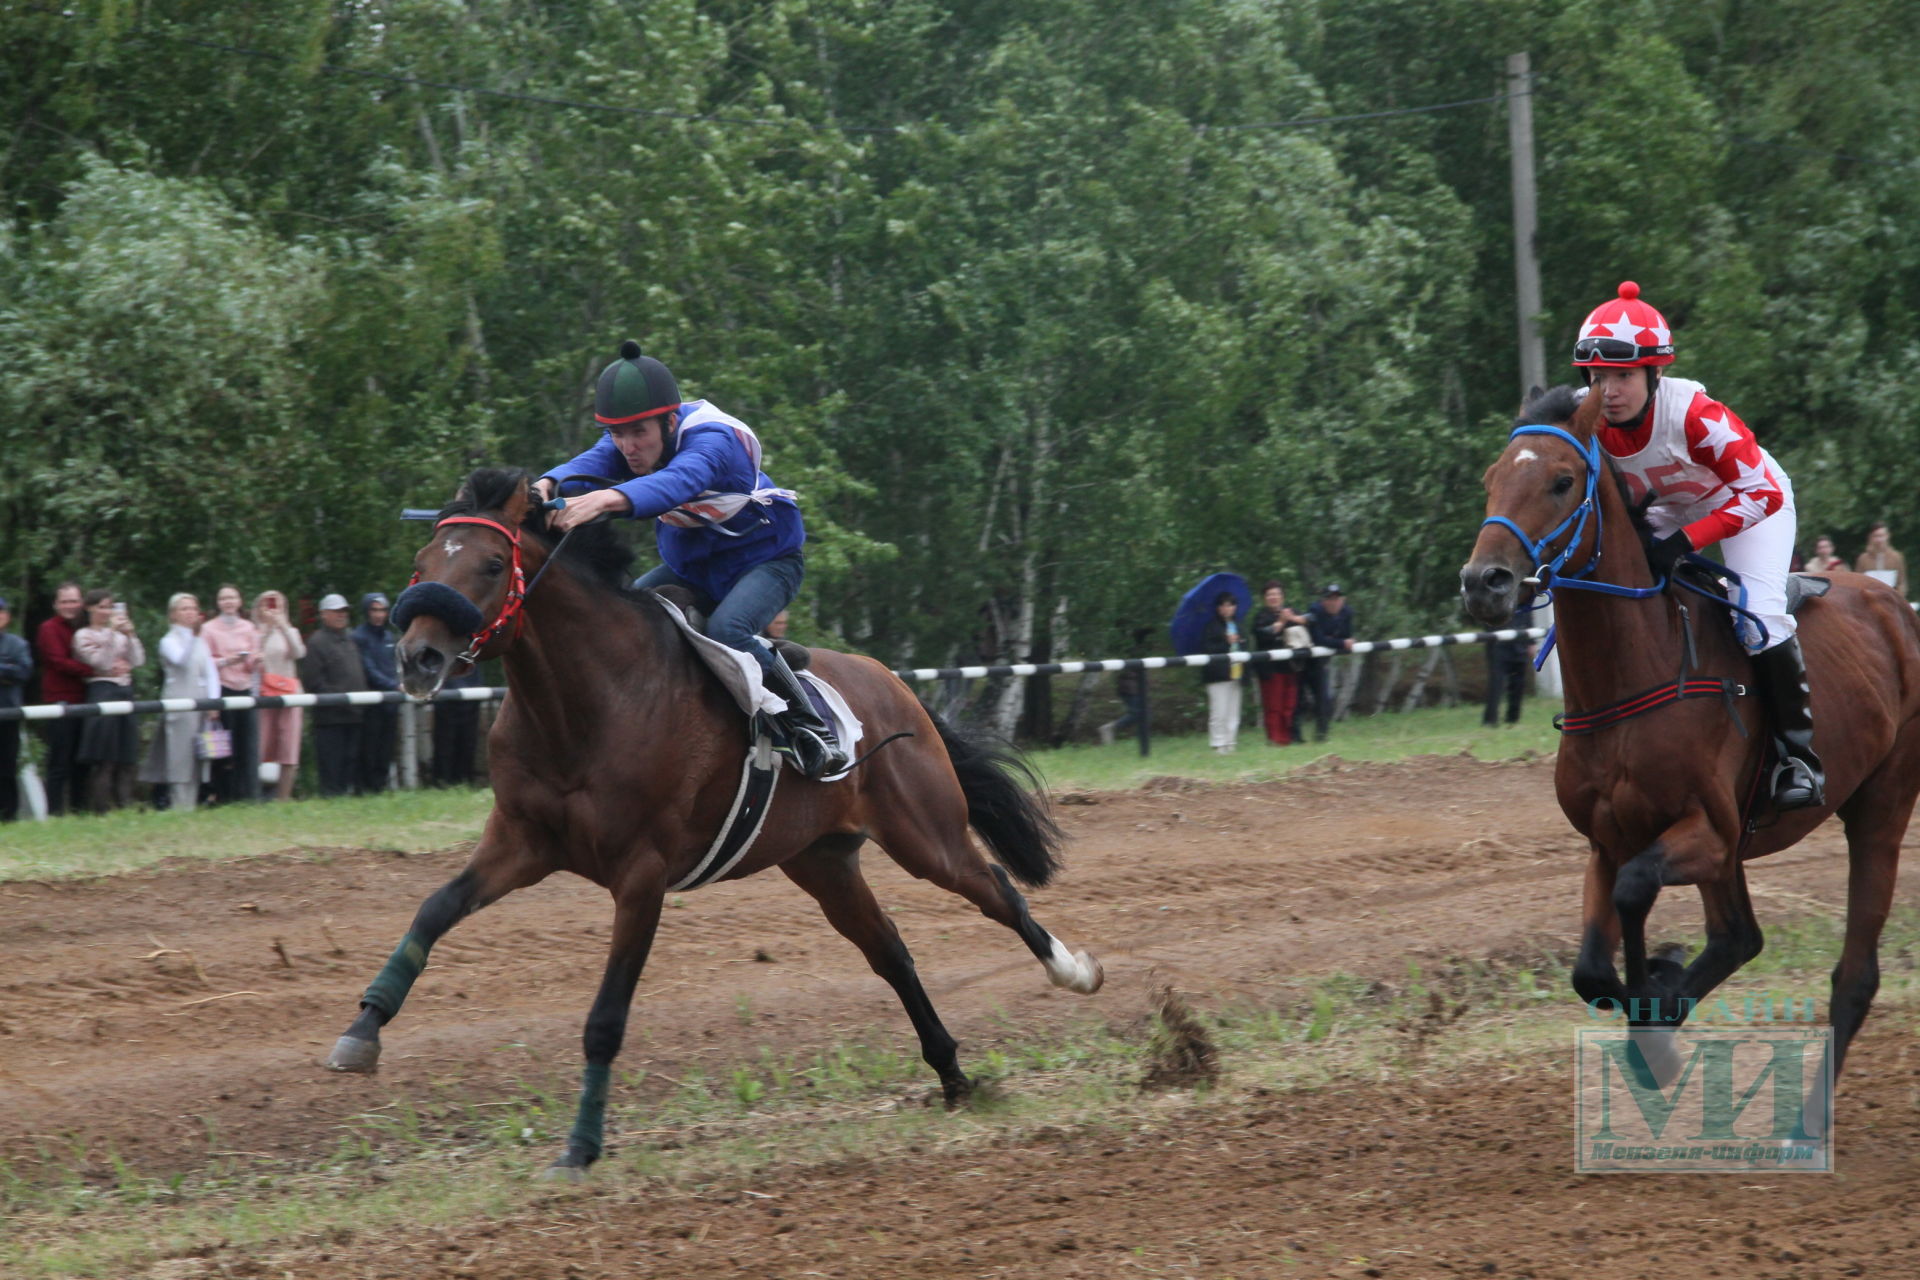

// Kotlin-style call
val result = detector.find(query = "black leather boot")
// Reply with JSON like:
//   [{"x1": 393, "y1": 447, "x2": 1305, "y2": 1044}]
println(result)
[
  {"x1": 1756, "y1": 636, "x2": 1825, "y2": 810},
  {"x1": 762, "y1": 649, "x2": 849, "y2": 779}
]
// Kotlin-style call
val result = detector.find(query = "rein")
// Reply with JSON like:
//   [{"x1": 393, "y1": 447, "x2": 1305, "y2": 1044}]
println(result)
[
  {"x1": 1482, "y1": 424, "x2": 1763, "y2": 737},
  {"x1": 396, "y1": 482, "x2": 607, "y2": 672}
]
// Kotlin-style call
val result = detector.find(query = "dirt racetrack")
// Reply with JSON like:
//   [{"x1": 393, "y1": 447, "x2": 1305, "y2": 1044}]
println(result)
[{"x1": 4, "y1": 753, "x2": 1918, "y2": 1279}]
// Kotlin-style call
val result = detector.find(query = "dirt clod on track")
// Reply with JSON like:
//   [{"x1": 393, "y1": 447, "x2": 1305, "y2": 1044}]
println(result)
[{"x1": 4, "y1": 754, "x2": 1917, "y2": 1279}]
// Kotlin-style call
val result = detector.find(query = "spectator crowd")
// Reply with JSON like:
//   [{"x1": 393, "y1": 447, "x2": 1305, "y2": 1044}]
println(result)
[
  {"x1": 0, "y1": 584, "x2": 484, "y2": 822},
  {"x1": 2, "y1": 524, "x2": 1911, "y2": 817}
]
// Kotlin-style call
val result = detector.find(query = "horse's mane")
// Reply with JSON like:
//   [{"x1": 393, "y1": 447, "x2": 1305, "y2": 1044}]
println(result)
[
  {"x1": 1514, "y1": 385, "x2": 1657, "y2": 543},
  {"x1": 441, "y1": 467, "x2": 653, "y2": 607}
]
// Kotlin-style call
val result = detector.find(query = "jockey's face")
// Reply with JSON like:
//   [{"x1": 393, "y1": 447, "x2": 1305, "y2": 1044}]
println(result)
[
  {"x1": 611, "y1": 412, "x2": 677, "y2": 474},
  {"x1": 1590, "y1": 366, "x2": 1652, "y2": 425}
]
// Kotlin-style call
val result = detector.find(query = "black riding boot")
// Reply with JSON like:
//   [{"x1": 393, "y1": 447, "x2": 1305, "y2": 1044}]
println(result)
[
  {"x1": 1756, "y1": 636, "x2": 1825, "y2": 810},
  {"x1": 762, "y1": 650, "x2": 850, "y2": 779}
]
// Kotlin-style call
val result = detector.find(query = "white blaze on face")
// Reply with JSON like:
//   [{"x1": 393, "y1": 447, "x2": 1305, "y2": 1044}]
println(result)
[
  {"x1": 1514, "y1": 448, "x2": 1539, "y2": 464},
  {"x1": 442, "y1": 536, "x2": 465, "y2": 558}
]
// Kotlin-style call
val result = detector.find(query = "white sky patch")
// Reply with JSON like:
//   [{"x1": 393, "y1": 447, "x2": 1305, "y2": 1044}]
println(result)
[
  {"x1": 441, "y1": 536, "x2": 465, "y2": 558},
  {"x1": 1513, "y1": 448, "x2": 1539, "y2": 464}
]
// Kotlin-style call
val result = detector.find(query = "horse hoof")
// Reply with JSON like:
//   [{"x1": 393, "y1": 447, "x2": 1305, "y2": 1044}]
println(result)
[
  {"x1": 1627, "y1": 1026, "x2": 1684, "y2": 1089},
  {"x1": 1067, "y1": 950, "x2": 1105, "y2": 995},
  {"x1": 539, "y1": 1162, "x2": 589, "y2": 1184},
  {"x1": 325, "y1": 1035, "x2": 381, "y2": 1074}
]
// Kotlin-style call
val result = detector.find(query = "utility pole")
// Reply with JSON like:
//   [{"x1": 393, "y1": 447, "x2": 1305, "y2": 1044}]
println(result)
[
  {"x1": 1507, "y1": 52, "x2": 1545, "y2": 398},
  {"x1": 1506, "y1": 52, "x2": 1561, "y2": 697}
]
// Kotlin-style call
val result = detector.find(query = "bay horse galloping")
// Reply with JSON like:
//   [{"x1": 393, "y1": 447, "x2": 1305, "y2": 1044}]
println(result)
[
  {"x1": 1461, "y1": 387, "x2": 1920, "y2": 1082},
  {"x1": 323, "y1": 469, "x2": 1103, "y2": 1178}
]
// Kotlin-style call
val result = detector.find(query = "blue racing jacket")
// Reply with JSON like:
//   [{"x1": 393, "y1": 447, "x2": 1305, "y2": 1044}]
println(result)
[{"x1": 540, "y1": 400, "x2": 806, "y2": 602}]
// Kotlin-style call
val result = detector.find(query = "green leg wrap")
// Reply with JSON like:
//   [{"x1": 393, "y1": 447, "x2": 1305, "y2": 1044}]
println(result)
[
  {"x1": 566, "y1": 1060, "x2": 613, "y2": 1163},
  {"x1": 362, "y1": 934, "x2": 430, "y2": 1020}
]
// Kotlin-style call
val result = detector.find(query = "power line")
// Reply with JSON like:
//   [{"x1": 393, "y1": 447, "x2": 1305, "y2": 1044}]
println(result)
[
  {"x1": 1730, "y1": 135, "x2": 1919, "y2": 169},
  {"x1": 1212, "y1": 89, "x2": 1532, "y2": 131},
  {"x1": 133, "y1": 24, "x2": 1528, "y2": 139},
  {"x1": 136, "y1": 29, "x2": 905, "y2": 136}
]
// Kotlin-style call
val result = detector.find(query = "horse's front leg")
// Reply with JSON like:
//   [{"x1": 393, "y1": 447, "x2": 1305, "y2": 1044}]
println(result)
[
  {"x1": 1612, "y1": 809, "x2": 1739, "y2": 1084},
  {"x1": 1667, "y1": 862, "x2": 1764, "y2": 1007},
  {"x1": 544, "y1": 864, "x2": 667, "y2": 1181},
  {"x1": 326, "y1": 813, "x2": 551, "y2": 1072},
  {"x1": 1571, "y1": 845, "x2": 1627, "y2": 1012}
]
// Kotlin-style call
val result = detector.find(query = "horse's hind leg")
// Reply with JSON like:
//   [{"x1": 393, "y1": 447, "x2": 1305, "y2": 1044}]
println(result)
[
  {"x1": 1829, "y1": 768, "x2": 1917, "y2": 1077},
  {"x1": 870, "y1": 809, "x2": 1103, "y2": 996},
  {"x1": 780, "y1": 837, "x2": 973, "y2": 1105},
  {"x1": 325, "y1": 818, "x2": 550, "y2": 1073}
]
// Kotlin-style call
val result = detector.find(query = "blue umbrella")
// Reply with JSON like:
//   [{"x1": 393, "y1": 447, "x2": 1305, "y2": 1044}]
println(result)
[{"x1": 1170, "y1": 572, "x2": 1252, "y2": 656}]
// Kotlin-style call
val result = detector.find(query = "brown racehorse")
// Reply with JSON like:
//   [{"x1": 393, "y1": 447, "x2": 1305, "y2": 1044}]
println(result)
[
  {"x1": 323, "y1": 468, "x2": 1103, "y2": 1179},
  {"x1": 1461, "y1": 386, "x2": 1920, "y2": 1084}
]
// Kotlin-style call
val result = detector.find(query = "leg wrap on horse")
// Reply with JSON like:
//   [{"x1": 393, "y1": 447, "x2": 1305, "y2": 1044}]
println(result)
[
  {"x1": 362, "y1": 934, "x2": 430, "y2": 1020},
  {"x1": 563, "y1": 1059, "x2": 613, "y2": 1165}
]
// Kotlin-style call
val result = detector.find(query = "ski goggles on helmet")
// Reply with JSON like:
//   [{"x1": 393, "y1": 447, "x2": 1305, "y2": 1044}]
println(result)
[{"x1": 1572, "y1": 336, "x2": 1670, "y2": 363}]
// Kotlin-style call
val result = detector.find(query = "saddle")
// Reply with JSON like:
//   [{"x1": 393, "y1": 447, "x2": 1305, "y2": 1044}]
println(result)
[
  {"x1": 652, "y1": 586, "x2": 812, "y2": 669},
  {"x1": 1669, "y1": 562, "x2": 1830, "y2": 641},
  {"x1": 1785, "y1": 573, "x2": 1832, "y2": 614}
]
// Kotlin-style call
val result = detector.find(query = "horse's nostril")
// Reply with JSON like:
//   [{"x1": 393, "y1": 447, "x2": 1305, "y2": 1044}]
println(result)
[
  {"x1": 1481, "y1": 565, "x2": 1516, "y2": 592},
  {"x1": 415, "y1": 647, "x2": 444, "y2": 674}
]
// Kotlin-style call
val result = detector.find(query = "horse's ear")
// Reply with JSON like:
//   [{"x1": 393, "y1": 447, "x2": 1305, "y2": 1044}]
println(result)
[
  {"x1": 501, "y1": 475, "x2": 533, "y2": 527},
  {"x1": 1567, "y1": 382, "x2": 1604, "y2": 441}
]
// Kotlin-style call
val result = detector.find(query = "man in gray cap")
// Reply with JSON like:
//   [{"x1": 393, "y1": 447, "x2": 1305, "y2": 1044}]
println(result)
[
  {"x1": 1299, "y1": 583, "x2": 1354, "y2": 744},
  {"x1": 0, "y1": 594, "x2": 33, "y2": 821},
  {"x1": 301, "y1": 593, "x2": 367, "y2": 798},
  {"x1": 352, "y1": 592, "x2": 398, "y2": 794}
]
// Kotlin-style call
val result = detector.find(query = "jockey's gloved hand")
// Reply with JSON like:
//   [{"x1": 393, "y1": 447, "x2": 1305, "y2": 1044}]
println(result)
[{"x1": 1648, "y1": 531, "x2": 1693, "y2": 578}]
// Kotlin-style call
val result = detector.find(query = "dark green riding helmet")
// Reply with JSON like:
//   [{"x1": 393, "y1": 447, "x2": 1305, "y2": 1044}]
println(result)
[{"x1": 596, "y1": 339, "x2": 683, "y2": 460}]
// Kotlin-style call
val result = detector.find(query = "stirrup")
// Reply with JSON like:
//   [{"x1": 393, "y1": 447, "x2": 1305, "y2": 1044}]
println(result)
[
  {"x1": 1770, "y1": 747, "x2": 1824, "y2": 811},
  {"x1": 777, "y1": 723, "x2": 848, "y2": 778}
]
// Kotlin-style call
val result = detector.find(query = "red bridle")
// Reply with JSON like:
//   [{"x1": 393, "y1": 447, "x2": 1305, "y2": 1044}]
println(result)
[{"x1": 410, "y1": 515, "x2": 528, "y2": 667}]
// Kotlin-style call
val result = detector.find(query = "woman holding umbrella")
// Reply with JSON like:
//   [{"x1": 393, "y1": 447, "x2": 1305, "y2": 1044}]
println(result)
[{"x1": 1200, "y1": 592, "x2": 1247, "y2": 753}]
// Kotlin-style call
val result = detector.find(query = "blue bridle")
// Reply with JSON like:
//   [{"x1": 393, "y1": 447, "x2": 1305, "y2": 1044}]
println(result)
[
  {"x1": 1480, "y1": 425, "x2": 1666, "y2": 602},
  {"x1": 1479, "y1": 424, "x2": 1770, "y2": 662}
]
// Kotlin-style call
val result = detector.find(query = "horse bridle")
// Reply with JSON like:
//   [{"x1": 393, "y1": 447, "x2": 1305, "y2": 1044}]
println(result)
[
  {"x1": 1480, "y1": 425, "x2": 1608, "y2": 590},
  {"x1": 399, "y1": 515, "x2": 529, "y2": 670}
]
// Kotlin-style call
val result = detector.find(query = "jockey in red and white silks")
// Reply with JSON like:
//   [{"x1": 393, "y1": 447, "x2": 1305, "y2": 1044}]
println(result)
[
  {"x1": 1572, "y1": 280, "x2": 1822, "y2": 809},
  {"x1": 1590, "y1": 373, "x2": 1795, "y2": 653}
]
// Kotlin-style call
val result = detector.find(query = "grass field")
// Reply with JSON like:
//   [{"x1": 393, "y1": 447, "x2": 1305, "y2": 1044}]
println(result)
[{"x1": 0, "y1": 701, "x2": 1563, "y2": 883}]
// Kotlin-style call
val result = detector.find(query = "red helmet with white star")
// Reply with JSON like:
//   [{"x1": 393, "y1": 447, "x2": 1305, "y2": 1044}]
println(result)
[{"x1": 1571, "y1": 281, "x2": 1674, "y2": 368}]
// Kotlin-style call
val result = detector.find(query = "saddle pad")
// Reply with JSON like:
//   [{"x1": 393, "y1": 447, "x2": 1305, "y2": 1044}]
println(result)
[
  {"x1": 652, "y1": 595, "x2": 788, "y2": 718},
  {"x1": 650, "y1": 594, "x2": 865, "y2": 781},
  {"x1": 798, "y1": 670, "x2": 865, "y2": 783}
]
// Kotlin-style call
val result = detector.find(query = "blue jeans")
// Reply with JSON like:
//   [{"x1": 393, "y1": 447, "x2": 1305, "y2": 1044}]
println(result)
[{"x1": 634, "y1": 554, "x2": 804, "y2": 678}]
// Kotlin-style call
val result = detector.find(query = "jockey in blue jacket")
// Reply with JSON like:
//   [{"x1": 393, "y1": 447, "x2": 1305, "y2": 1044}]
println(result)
[{"x1": 534, "y1": 340, "x2": 848, "y2": 778}]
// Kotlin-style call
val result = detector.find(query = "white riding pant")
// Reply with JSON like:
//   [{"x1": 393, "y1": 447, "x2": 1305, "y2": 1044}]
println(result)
[
  {"x1": 1650, "y1": 485, "x2": 1797, "y2": 654},
  {"x1": 1206, "y1": 680, "x2": 1243, "y2": 748}
]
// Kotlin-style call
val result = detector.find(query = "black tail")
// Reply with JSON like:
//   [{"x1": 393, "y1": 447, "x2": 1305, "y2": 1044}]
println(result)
[{"x1": 928, "y1": 711, "x2": 1063, "y2": 889}]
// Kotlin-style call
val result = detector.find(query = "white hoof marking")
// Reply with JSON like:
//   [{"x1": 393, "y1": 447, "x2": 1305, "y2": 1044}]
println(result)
[{"x1": 1043, "y1": 935, "x2": 1105, "y2": 995}]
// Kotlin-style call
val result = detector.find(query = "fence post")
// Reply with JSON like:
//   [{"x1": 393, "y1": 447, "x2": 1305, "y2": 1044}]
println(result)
[
  {"x1": 399, "y1": 699, "x2": 420, "y2": 791},
  {"x1": 1137, "y1": 667, "x2": 1151, "y2": 757}
]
